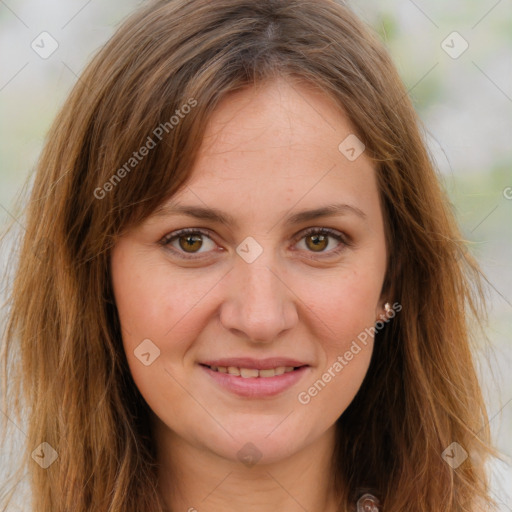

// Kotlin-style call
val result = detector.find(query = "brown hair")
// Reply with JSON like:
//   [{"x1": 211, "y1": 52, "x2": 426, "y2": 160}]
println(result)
[{"x1": 1, "y1": 0, "x2": 497, "y2": 510}]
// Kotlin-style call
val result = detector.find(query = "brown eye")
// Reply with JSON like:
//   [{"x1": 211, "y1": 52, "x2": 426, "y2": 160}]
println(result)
[
  {"x1": 178, "y1": 234, "x2": 203, "y2": 253},
  {"x1": 162, "y1": 229, "x2": 216, "y2": 258},
  {"x1": 305, "y1": 233, "x2": 329, "y2": 252},
  {"x1": 295, "y1": 228, "x2": 348, "y2": 257}
]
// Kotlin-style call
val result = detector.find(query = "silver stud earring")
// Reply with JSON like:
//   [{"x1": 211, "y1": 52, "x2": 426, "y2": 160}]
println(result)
[{"x1": 384, "y1": 302, "x2": 392, "y2": 315}]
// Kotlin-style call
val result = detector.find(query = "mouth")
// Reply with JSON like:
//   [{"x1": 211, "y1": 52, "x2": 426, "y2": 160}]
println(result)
[
  {"x1": 199, "y1": 359, "x2": 310, "y2": 398},
  {"x1": 200, "y1": 364, "x2": 305, "y2": 378}
]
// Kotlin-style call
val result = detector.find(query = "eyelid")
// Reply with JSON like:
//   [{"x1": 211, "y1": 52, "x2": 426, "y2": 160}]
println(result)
[
  {"x1": 160, "y1": 227, "x2": 213, "y2": 244},
  {"x1": 159, "y1": 226, "x2": 350, "y2": 260},
  {"x1": 293, "y1": 226, "x2": 350, "y2": 246},
  {"x1": 290, "y1": 226, "x2": 351, "y2": 258},
  {"x1": 159, "y1": 228, "x2": 218, "y2": 260}
]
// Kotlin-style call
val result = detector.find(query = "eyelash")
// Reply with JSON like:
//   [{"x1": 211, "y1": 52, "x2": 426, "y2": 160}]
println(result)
[{"x1": 159, "y1": 227, "x2": 351, "y2": 261}]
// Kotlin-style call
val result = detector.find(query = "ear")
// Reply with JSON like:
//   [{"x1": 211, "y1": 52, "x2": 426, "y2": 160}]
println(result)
[
  {"x1": 377, "y1": 246, "x2": 401, "y2": 321},
  {"x1": 375, "y1": 298, "x2": 385, "y2": 321},
  {"x1": 376, "y1": 270, "x2": 391, "y2": 322}
]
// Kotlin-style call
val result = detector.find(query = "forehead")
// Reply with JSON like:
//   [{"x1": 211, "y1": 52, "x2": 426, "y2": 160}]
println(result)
[
  {"x1": 198, "y1": 78, "x2": 359, "y2": 164},
  {"x1": 163, "y1": 78, "x2": 381, "y2": 226}
]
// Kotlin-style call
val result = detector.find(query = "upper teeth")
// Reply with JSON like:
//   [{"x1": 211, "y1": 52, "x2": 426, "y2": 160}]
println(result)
[{"x1": 210, "y1": 366, "x2": 295, "y2": 378}]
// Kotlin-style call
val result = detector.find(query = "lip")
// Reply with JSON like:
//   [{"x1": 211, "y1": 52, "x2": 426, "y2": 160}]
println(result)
[
  {"x1": 200, "y1": 360, "x2": 310, "y2": 398},
  {"x1": 200, "y1": 357, "x2": 308, "y2": 370}
]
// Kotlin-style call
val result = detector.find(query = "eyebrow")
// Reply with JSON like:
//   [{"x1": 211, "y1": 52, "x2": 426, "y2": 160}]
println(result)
[{"x1": 151, "y1": 202, "x2": 367, "y2": 227}]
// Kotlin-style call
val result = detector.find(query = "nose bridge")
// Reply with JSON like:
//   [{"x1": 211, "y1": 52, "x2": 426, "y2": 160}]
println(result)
[
  {"x1": 243, "y1": 259, "x2": 280, "y2": 309},
  {"x1": 220, "y1": 248, "x2": 297, "y2": 342}
]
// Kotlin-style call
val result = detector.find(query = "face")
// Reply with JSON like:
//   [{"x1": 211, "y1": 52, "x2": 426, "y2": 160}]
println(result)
[{"x1": 110, "y1": 78, "x2": 387, "y2": 466}]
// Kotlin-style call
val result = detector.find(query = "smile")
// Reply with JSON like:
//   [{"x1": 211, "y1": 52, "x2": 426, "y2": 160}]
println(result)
[
  {"x1": 204, "y1": 365, "x2": 300, "y2": 378},
  {"x1": 200, "y1": 363, "x2": 310, "y2": 398}
]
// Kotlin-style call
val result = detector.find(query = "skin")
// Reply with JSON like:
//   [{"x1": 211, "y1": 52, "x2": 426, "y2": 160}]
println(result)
[{"x1": 110, "y1": 77, "x2": 388, "y2": 512}]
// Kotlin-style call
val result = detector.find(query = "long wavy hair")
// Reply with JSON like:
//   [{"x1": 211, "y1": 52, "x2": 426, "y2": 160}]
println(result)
[{"x1": 1, "y1": 0, "x2": 497, "y2": 510}]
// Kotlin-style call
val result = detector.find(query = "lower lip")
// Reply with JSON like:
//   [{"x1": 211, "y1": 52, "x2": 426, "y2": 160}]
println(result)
[{"x1": 201, "y1": 365, "x2": 309, "y2": 398}]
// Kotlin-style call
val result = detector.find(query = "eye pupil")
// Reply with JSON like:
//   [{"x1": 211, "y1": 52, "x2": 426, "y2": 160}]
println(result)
[
  {"x1": 179, "y1": 234, "x2": 203, "y2": 252},
  {"x1": 306, "y1": 234, "x2": 328, "y2": 252}
]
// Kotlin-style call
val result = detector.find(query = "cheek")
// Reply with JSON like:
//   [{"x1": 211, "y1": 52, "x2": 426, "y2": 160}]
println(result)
[
  {"x1": 110, "y1": 247, "x2": 204, "y2": 419},
  {"x1": 299, "y1": 346, "x2": 372, "y2": 431},
  {"x1": 294, "y1": 269, "x2": 378, "y2": 423},
  {"x1": 300, "y1": 265, "x2": 383, "y2": 347},
  {"x1": 290, "y1": 262, "x2": 383, "y2": 414},
  {"x1": 110, "y1": 247, "x2": 233, "y2": 414},
  {"x1": 111, "y1": 246, "x2": 217, "y2": 348}
]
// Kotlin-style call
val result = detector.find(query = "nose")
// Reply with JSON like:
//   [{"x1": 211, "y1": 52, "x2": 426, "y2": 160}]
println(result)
[{"x1": 219, "y1": 254, "x2": 298, "y2": 343}]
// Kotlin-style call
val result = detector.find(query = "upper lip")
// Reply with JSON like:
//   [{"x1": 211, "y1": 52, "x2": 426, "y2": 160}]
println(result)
[{"x1": 200, "y1": 357, "x2": 309, "y2": 370}]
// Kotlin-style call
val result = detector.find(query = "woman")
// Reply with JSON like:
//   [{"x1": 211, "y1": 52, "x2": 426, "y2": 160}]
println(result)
[{"x1": 0, "y1": 0, "x2": 497, "y2": 510}]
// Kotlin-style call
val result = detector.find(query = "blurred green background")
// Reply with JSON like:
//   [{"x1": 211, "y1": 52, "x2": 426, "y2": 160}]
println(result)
[{"x1": 1, "y1": 0, "x2": 511, "y2": 508}]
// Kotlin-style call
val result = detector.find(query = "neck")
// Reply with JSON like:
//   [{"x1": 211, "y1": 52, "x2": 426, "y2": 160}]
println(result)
[{"x1": 153, "y1": 420, "x2": 341, "y2": 512}]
